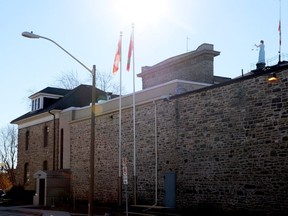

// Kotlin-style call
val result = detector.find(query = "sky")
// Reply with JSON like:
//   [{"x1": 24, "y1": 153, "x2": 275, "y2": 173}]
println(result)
[{"x1": 1, "y1": 0, "x2": 287, "y2": 128}]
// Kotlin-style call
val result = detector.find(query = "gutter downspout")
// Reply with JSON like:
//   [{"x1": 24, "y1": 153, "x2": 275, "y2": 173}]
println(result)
[{"x1": 49, "y1": 110, "x2": 56, "y2": 170}]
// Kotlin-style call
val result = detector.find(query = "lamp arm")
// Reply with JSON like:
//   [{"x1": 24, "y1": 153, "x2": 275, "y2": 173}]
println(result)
[{"x1": 40, "y1": 36, "x2": 92, "y2": 74}]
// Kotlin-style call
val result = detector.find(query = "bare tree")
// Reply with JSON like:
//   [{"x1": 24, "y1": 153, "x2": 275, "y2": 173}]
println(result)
[
  {"x1": 96, "y1": 70, "x2": 124, "y2": 94},
  {"x1": 55, "y1": 70, "x2": 81, "y2": 90},
  {"x1": 0, "y1": 125, "x2": 17, "y2": 185},
  {"x1": 55, "y1": 70, "x2": 123, "y2": 94}
]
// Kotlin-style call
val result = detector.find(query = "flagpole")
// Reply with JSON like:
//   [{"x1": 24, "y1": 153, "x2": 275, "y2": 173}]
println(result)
[
  {"x1": 131, "y1": 24, "x2": 137, "y2": 205},
  {"x1": 278, "y1": 0, "x2": 282, "y2": 63},
  {"x1": 117, "y1": 32, "x2": 123, "y2": 206},
  {"x1": 120, "y1": 32, "x2": 123, "y2": 206}
]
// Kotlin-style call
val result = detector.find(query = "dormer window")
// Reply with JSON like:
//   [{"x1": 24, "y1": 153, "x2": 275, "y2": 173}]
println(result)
[
  {"x1": 28, "y1": 87, "x2": 69, "y2": 112},
  {"x1": 31, "y1": 97, "x2": 43, "y2": 112},
  {"x1": 37, "y1": 98, "x2": 40, "y2": 109}
]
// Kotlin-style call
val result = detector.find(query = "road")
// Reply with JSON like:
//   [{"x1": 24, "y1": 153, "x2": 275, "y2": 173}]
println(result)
[
  {"x1": 0, "y1": 206, "x2": 71, "y2": 216},
  {"x1": 0, "y1": 207, "x2": 41, "y2": 216}
]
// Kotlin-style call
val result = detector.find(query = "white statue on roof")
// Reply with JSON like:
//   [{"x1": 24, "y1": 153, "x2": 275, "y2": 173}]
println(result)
[
  {"x1": 255, "y1": 40, "x2": 265, "y2": 69},
  {"x1": 255, "y1": 40, "x2": 265, "y2": 63}
]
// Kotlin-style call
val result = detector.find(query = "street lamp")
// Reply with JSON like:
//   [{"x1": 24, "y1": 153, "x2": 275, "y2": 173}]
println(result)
[{"x1": 22, "y1": 31, "x2": 96, "y2": 216}]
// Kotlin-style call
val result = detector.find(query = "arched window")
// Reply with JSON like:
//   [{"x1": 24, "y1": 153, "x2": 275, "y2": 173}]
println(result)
[
  {"x1": 24, "y1": 163, "x2": 29, "y2": 184},
  {"x1": 25, "y1": 131, "x2": 30, "y2": 151},
  {"x1": 43, "y1": 160, "x2": 48, "y2": 170},
  {"x1": 43, "y1": 126, "x2": 49, "y2": 147}
]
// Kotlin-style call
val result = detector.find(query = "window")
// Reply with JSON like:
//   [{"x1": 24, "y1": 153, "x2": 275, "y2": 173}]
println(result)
[
  {"x1": 31, "y1": 97, "x2": 43, "y2": 111},
  {"x1": 43, "y1": 126, "x2": 49, "y2": 147},
  {"x1": 32, "y1": 100, "x2": 34, "y2": 111},
  {"x1": 24, "y1": 163, "x2": 29, "y2": 184},
  {"x1": 35, "y1": 99, "x2": 37, "y2": 110},
  {"x1": 32, "y1": 99, "x2": 37, "y2": 111},
  {"x1": 25, "y1": 131, "x2": 30, "y2": 150},
  {"x1": 43, "y1": 160, "x2": 48, "y2": 170}
]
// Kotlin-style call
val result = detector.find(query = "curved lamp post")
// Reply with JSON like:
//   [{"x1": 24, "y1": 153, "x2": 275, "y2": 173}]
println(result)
[{"x1": 22, "y1": 31, "x2": 96, "y2": 216}]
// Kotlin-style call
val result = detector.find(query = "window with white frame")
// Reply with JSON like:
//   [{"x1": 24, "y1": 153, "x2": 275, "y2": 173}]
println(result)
[{"x1": 31, "y1": 97, "x2": 43, "y2": 111}]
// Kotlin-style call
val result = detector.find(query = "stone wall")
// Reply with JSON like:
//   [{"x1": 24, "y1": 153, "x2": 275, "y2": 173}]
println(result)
[
  {"x1": 70, "y1": 115, "x2": 119, "y2": 203},
  {"x1": 167, "y1": 71, "x2": 288, "y2": 213},
  {"x1": 16, "y1": 120, "x2": 59, "y2": 190},
  {"x1": 70, "y1": 68, "x2": 288, "y2": 214}
]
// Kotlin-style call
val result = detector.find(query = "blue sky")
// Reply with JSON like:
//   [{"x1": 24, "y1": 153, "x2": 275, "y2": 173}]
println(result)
[{"x1": 1, "y1": 0, "x2": 287, "y2": 128}]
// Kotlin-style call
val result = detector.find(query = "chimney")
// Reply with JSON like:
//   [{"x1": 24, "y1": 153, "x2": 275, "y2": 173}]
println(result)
[{"x1": 137, "y1": 43, "x2": 220, "y2": 89}]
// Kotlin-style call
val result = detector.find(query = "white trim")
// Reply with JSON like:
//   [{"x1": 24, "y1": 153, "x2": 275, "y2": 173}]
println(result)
[
  {"x1": 127, "y1": 79, "x2": 211, "y2": 97},
  {"x1": 69, "y1": 79, "x2": 211, "y2": 125},
  {"x1": 61, "y1": 106, "x2": 83, "y2": 113},
  {"x1": 29, "y1": 92, "x2": 65, "y2": 100},
  {"x1": 16, "y1": 111, "x2": 61, "y2": 129}
]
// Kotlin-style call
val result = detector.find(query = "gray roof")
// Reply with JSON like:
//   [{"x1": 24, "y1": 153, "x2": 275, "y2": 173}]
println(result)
[
  {"x1": 29, "y1": 87, "x2": 71, "y2": 98},
  {"x1": 11, "y1": 84, "x2": 108, "y2": 124}
]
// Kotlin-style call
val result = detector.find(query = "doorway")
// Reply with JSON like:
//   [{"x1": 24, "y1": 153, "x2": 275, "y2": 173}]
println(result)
[
  {"x1": 39, "y1": 178, "x2": 45, "y2": 205},
  {"x1": 164, "y1": 172, "x2": 176, "y2": 207}
]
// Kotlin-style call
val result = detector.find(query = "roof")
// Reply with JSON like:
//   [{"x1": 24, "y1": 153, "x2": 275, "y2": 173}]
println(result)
[
  {"x1": 29, "y1": 87, "x2": 71, "y2": 99},
  {"x1": 176, "y1": 60, "x2": 288, "y2": 98},
  {"x1": 11, "y1": 84, "x2": 107, "y2": 124}
]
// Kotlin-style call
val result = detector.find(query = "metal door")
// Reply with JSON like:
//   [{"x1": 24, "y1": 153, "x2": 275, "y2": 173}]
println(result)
[{"x1": 164, "y1": 172, "x2": 176, "y2": 207}]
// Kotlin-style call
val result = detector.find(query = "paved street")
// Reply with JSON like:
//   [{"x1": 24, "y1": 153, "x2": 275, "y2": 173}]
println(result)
[
  {"x1": 0, "y1": 211, "x2": 39, "y2": 216},
  {"x1": 0, "y1": 206, "x2": 71, "y2": 216},
  {"x1": 0, "y1": 207, "x2": 40, "y2": 216}
]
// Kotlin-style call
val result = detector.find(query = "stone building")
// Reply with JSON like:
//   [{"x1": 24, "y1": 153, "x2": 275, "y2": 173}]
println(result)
[
  {"x1": 11, "y1": 84, "x2": 109, "y2": 205},
  {"x1": 12, "y1": 43, "x2": 288, "y2": 215}
]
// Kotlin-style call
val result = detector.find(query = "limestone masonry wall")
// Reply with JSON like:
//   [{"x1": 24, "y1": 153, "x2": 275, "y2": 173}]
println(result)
[
  {"x1": 17, "y1": 120, "x2": 59, "y2": 191},
  {"x1": 70, "y1": 69, "x2": 288, "y2": 214}
]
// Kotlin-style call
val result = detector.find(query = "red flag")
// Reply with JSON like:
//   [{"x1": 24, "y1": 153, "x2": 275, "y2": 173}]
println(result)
[
  {"x1": 126, "y1": 33, "x2": 133, "y2": 71},
  {"x1": 113, "y1": 37, "x2": 121, "y2": 74},
  {"x1": 278, "y1": 20, "x2": 281, "y2": 46}
]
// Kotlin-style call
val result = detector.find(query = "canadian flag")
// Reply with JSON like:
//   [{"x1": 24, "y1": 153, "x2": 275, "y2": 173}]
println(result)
[
  {"x1": 113, "y1": 36, "x2": 121, "y2": 74},
  {"x1": 126, "y1": 33, "x2": 133, "y2": 72}
]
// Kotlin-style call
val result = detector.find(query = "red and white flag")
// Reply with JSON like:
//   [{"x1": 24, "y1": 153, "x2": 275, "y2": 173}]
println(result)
[
  {"x1": 113, "y1": 36, "x2": 121, "y2": 74},
  {"x1": 126, "y1": 33, "x2": 134, "y2": 72}
]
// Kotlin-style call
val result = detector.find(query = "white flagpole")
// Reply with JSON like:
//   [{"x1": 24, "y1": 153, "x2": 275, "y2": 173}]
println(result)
[
  {"x1": 131, "y1": 24, "x2": 137, "y2": 205},
  {"x1": 278, "y1": 0, "x2": 282, "y2": 62},
  {"x1": 118, "y1": 32, "x2": 123, "y2": 206}
]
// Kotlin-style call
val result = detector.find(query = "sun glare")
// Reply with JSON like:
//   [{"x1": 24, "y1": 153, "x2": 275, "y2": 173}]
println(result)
[{"x1": 113, "y1": 0, "x2": 169, "y2": 28}]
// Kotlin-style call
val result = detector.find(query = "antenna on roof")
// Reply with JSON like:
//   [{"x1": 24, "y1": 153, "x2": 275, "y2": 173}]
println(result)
[{"x1": 278, "y1": 0, "x2": 282, "y2": 63}]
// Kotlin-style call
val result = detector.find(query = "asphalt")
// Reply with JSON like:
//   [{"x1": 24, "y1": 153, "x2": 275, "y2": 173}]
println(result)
[
  {"x1": 0, "y1": 205, "x2": 115, "y2": 216},
  {"x1": 0, "y1": 206, "x2": 71, "y2": 216}
]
